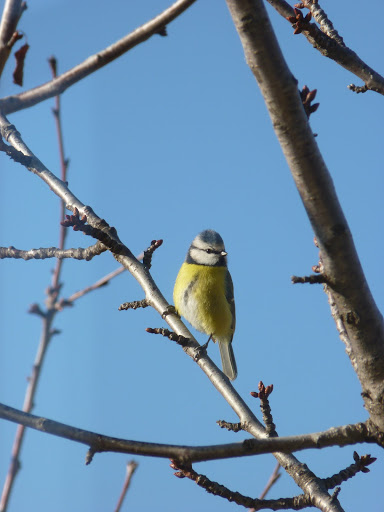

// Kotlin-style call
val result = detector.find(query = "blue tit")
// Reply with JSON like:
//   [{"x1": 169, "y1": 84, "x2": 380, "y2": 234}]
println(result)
[{"x1": 173, "y1": 229, "x2": 237, "y2": 380}]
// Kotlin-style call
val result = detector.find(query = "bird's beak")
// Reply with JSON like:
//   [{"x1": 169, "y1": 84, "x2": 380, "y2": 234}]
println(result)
[{"x1": 221, "y1": 251, "x2": 228, "y2": 256}]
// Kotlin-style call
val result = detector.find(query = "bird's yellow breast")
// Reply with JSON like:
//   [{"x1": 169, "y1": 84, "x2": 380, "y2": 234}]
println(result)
[{"x1": 173, "y1": 263, "x2": 233, "y2": 341}]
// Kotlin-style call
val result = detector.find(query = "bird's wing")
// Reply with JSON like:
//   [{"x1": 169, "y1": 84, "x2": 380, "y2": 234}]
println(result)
[{"x1": 225, "y1": 269, "x2": 236, "y2": 340}]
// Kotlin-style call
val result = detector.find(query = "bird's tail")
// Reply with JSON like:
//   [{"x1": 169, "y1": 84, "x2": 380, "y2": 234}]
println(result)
[{"x1": 218, "y1": 341, "x2": 237, "y2": 381}]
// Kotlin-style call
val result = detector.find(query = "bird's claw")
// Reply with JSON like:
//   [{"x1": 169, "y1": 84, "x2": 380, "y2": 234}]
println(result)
[
  {"x1": 162, "y1": 305, "x2": 178, "y2": 319},
  {"x1": 193, "y1": 335, "x2": 212, "y2": 361}
]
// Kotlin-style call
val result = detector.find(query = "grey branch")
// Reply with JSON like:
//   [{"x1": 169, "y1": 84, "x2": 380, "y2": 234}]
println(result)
[
  {"x1": 0, "y1": 0, "x2": 197, "y2": 114},
  {"x1": 0, "y1": 401, "x2": 377, "y2": 462},
  {"x1": 0, "y1": 242, "x2": 106, "y2": 261},
  {"x1": 266, "y1": 0, "x2": 384, "y2": 94},
  {"x1": 300, "y1": 0, "x2": 345, "y2": 46},
  {"x1": 225, "y1": 0, "x2": 384, "y2": 433},
  {"x1": 225, "y1": 0, "x2": 384, "y2": 509}
]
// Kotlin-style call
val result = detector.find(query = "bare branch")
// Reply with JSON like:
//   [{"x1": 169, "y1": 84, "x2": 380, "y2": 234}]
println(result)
[
  {"x1": 142, "y1": 239, "x2": 163, "y2": 270},
  {"x1": 0, "y1": 313, "x2": 54, "y2": 512},
  {"x1": 323, "y1": 452, "x2": 377, "y2": 489},
  {"x1": 291, "y1": 274, "x2": 326, "y2": 284},
  {"x1": 0, "y1": 0, "x2": 197, "y2": 114},
  {"x1": 0, "y1": 243, "x2": 106, "y2": 261},
  {"x1": 171, "y1": 460, "x2": 310, "y2": 510},
  {"x1": 296, "y1": 0, "x2": 345, "y2": 46},
  {"x1": 0, "y1": 402, "x2": 378, "y2": 462},
  {"x1": 251, "y1": 382, "x2": 277, "y2": 437},
  {"x1": 119, "y1": 299, "x2": 149, "y2": 311},
  {"x1": 266, "y1": 0, "x2": 384, "y2": 94},
  {"x1": 217, "y1": 420, "x2": 243, "y2": 432},
  {"x1": 59, "y1": 266, "x2": 126, "y2": 307},
  {"x1": 258, "y1": 463, "x2": 281, "y2": 500},
  {"x1": 48, "y1": 56, "x2": 70, "y2": 290},
  {"x1": 145, "y1": 327, "x2": 194, "y2": 348},
  {"x1": 225, "y1": 0, "x2": 384, "y2": 434},
  {"x1": 114, "y1": 461, "x2": 138, "y2": 512}
]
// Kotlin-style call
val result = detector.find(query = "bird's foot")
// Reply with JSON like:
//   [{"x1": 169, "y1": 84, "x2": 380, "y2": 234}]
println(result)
[
  {"x1": 162, "y1": 305, "x2": 178, "y2": 319},
  {"x1": 194, "y1": 335, "x2": 212, "y2": 361}
]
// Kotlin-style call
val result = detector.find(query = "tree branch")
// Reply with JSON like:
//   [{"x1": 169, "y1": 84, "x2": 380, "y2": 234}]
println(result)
[
  {"x1": 258, "y1": 463, "x2": 281, "y2": 500},
  {"x1": 57, "y1": 265, "x2": 126, "y2": 308},
  {"x1": 0, "y1": 0, "x2": 197, "y2": 114},
  {"x1": 114, "y1": 460, "x2": 138, "y2": 512},
  {"x1": 0, "y1": 402, "x2": 378, "y2": 462},
  {"x1": 265, "y1": 0, "x2": 384, "y2": 94},
  {"x1": 0, "y1": 242, "x2": 106, "y2": 261},
  {"x1": 0, "y1": 72, "x2": 71, "y2": 512},
  {"x1": 48, "y1": 56, "x2": 70, "y2": 289},
  {"x1": 225, "y1": 0, "x2": 384, "y2": 434},
  {"x1": 171, "y1": 460, "x2": 310, "y2": 510},
  {"x1": 114, "y1": 461, "x2": 138, "y2": 512}
]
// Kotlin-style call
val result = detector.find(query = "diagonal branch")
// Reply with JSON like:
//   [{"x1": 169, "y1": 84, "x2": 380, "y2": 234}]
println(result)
[
  {"x1": 57, "y1": 265, "x2": 126, "y2": 308},
  {"x1": 265, "y1": 0, "x2": 384, "y2": 94},
  {"x1": 114, "y1": 461, "x2": 138, "y2": 512},
  {"x1": 0, "y1": 0, "x2": 197, "y2": 114},
  {"x1": 225, "y1": 0, "x2": 384, "y2": 434}
]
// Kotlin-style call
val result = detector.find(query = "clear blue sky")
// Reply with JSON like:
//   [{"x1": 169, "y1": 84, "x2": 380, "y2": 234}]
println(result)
[{"x1": 0, "y1": 1, "x2": 383, "y2": 511}]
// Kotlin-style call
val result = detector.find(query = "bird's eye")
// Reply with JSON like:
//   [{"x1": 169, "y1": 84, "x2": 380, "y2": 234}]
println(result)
[{"x1": 206, "y1": 248, "x2": 213, "y2": 254}]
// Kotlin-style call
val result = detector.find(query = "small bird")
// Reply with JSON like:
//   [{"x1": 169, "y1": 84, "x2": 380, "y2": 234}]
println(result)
[{"x1": 173, "y1": 229, "x2": 237, "y2": 380}]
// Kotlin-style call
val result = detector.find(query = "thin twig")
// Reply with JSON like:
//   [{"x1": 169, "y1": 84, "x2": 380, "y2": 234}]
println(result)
[
  {"x1": 322, "y1": 452, "x2": 376, "y2": 489},
  {"x1": 251, "y1": 382, "x2": 277, "y2": 437},
  {"x1": 60, "y1": 266, "x2": 126, "y2": 307},
  {"x1": 0, "y1": 58, "x2": 70, "y2": 512},
  {"x1": 114, "y1": 461, "x2": 138, "y2": 512},
  {"x1": 119, "y1": 299, "x2": 149, "y2": 311},
  {"x1": 216, "y1": 420, "x2": 243, "y2": 432},
  {"x1": 259, "y1": 463, "x2": 281, "y2": 500},
  {"x1": 0, "y1": 314, "x2": 54, "y2": 512},
  {"x1": 171, "y1": 460, "x2": 310, "y2": 510},
  {"x1": 57, "y1": 248, "x2": 146, "y2": 309},
  {"x1": 142, "y1": 239, "x2": 163, "y2": 269},
  {"x1": 291, "y1": 274, "x2": 326, "y2": 284},
  {"x1": 48, "y1": 56, "x2": 69, "y2": 291}
]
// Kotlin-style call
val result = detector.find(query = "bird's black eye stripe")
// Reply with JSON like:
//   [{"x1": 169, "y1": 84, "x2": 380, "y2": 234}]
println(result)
[{"x1": 191, "y1": 244, "x2": 221, "y2": 255}]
